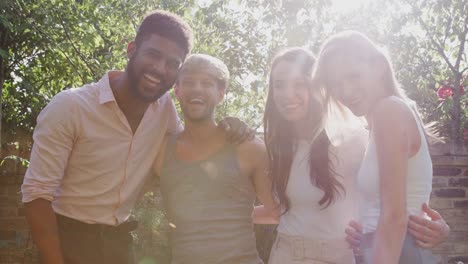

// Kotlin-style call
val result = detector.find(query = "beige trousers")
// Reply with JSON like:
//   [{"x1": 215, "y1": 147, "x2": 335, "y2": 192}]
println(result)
[{"x1": 268, "y1": 233, "x2": 355, "y2": 264}]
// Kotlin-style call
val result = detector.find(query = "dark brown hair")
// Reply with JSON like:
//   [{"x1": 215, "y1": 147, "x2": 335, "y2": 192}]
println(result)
[
  {"x1": 136, "y1": 10, "x2": 193, "y2": 55},
  {"x1": 264, "y1": 47, "x2": 344, "y2": 213}
]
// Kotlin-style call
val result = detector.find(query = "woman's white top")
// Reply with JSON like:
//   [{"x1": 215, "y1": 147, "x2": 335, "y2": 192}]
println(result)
[
  {"x1": 357, "y1": 98, "x2": 433, "y2": 233},
  {"x1": 277, "y1": 125, "x2": 368, "y2": 240}
]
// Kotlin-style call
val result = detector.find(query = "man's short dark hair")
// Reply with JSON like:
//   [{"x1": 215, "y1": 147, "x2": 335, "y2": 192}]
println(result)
[{"x1": 135, "y1": 10, "x2": 193, "y2": 55}]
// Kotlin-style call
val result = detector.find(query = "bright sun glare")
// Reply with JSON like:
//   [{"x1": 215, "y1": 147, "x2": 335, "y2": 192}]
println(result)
[
  {"x1": 330, "y1": 0, "x2": 372, "y2": 13},
  {"x1": 197, "y1": 0, "x2": 373, "y2": 14}
]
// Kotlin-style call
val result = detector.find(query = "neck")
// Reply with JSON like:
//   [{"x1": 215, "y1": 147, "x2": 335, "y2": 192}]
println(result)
[
  {"x1": 181, "y1": 118, "x2": 222, "y2": 144},
  {"x1": 293, "y1": 115, "x2": 322, "y2": 140},
  {"x1": 364, "y1": 91, "x2": 391, "y2": 129},
  {"x1": 110, "y1": 71, "x2": 151, "y2": 115}
]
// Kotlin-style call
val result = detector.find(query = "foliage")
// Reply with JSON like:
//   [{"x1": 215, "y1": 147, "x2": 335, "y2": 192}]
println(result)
[
  {"x1": 380, "y1": 0, "x2": 467, "y2": 147},
  {"x1": 1, "y1": 0, "x2": 467, "y2": 262}
]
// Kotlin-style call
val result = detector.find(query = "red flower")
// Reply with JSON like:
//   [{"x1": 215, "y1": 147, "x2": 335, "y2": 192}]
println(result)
[
  {"x1": 437, "y1": 84, "x2": 465, "y2": 99},
  {"x1": 437, "y1": 85, "x2": 453, "y2": 99}
]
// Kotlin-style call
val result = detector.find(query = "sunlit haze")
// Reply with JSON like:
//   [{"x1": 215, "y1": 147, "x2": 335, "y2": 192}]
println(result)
[{"x1": 330, "y1": 0, "x2": 372, "y2": 13}]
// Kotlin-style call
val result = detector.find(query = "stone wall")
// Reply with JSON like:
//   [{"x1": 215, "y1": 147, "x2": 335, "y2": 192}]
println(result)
[{"x1": 0, "y1": 143, "x2": 467, "y2": 263}]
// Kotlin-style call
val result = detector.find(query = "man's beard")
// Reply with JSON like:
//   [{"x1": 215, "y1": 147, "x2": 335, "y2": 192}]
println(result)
[{"x1": 127, "y1": 58, "x2": 172, "y2": 102}]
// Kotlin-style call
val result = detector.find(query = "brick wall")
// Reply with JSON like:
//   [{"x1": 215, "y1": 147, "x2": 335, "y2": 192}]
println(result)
[
  {"x1": 0, "y1": 142, "x2": 467, "y2": 263},
  {"x1": 0, "y1": 142, "x2": 38, "y2": 264},
  {"x1": 431, "y1": 154, "x2": 468, "y2": 264}
]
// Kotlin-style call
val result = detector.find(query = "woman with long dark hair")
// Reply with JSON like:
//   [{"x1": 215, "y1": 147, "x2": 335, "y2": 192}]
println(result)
[{"x1": 254, "y1": 47, "x2": 367, "y2": 263}]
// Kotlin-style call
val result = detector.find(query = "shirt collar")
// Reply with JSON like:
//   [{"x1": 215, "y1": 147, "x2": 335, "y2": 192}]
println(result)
[
  {"x1": 98, "y1": 71, "x2": 163, "y2": 111},
  {"x1": 98, "y1": 71, "x2": 116, "y2": 105}
]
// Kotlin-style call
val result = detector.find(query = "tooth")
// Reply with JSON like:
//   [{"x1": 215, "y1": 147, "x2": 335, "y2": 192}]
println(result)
[{"x1": 145, "y1": 74, "x2": 161, "y2": 83}]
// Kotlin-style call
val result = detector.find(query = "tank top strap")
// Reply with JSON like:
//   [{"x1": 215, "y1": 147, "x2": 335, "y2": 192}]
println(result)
[{"x1": 162, "y1": 133, "x2": 179, "y2": 170}]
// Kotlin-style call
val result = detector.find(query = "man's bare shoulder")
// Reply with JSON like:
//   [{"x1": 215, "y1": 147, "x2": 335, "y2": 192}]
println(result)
[{"x1": 236, "y1": 136, "x2": 267, "y2": 160}]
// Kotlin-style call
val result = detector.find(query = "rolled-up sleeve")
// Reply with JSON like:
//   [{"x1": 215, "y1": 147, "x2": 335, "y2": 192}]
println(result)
[{"x1": 21, "y1": 90, "x2": 76, "y2": 203}]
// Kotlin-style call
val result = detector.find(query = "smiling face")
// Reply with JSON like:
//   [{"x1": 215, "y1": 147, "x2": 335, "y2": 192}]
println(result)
[
  {"x1": 271, "y1": 60, "x2": 312, "y2": 123},
  {"x1": 176, "y1": 71, "x2": 224, "y2": 122},
  {"x1": 323, "y1": 53, "x2": 383, "y2": 116},
  {"x1": 126, "y1": 34, "x2": 186, "y2": 102}
]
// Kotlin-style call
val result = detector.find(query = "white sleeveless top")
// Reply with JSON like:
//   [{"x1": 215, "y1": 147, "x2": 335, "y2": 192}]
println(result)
[
  {"x1": 277, "y1": 126, "x2": 368, "y2": 240},
  {"x1": 357, "y1": 98, "x2": 433, "y2": 233}
]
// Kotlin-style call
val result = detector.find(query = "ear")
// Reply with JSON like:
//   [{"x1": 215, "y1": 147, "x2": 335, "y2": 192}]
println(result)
[
  {"x1": 217, "y1": 88, "x2": 225, "y2": 103},
  {"x1": 127, "y1": 41, "x2": 137, "y2": 59}
]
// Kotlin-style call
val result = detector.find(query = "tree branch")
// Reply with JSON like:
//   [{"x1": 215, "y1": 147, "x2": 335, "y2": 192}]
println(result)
[
  {"x1": 461, "y1": 67, "x2": 468, "y2": 75},
  {"x1": 418, "y1": 16, "x2": 458, "y2": 74},
  {"x1": 55, "y1": 9, "x2": 97, "y2": 80},
  {"x1": 453, "y1": 14, "x2": 468, "y2": 72},
  {"x1": 9, "y1": 3, "x2": 87, "y2": 83}
]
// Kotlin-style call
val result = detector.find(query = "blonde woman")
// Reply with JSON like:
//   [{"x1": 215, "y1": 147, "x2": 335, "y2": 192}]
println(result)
[{"x1": 313, "y1": 31, "x2": 438, "y2": 263}]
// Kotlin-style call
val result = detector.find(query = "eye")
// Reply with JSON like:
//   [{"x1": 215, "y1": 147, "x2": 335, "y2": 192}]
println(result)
[
  {"x1": 273, "y1": 80, "x2": 284, "y2": 90},
  {"x1": 182, "y1": 80, "x2": 194, "y2": 86},
  {"x1": 167, "y1": 60, "x2": 181, "y2": 71},
  {"x1": 201, "y1": 81, "x2": 214, "y2": 87},
  {"x1": 147, "y1": 50, "x2": 162, "y2": 60}
]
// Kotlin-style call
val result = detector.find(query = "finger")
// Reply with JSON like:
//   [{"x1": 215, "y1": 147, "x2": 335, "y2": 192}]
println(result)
[
  {"x1": 345, "y1": 228, "x2": 362, "y2": 247},
  {"x1": 345, "y1": 227, "x2": 362, "y2": 240},
  {"x1": 408, "y1": 214, "x2": 431, "y2": 226},
  {"x1": 409, "y1": 227, "x2": 438, "y2": 246},
  {"x1": 422, "y1": 203, "x2": 442, "y2": 221},
  {"x1": 408, "y1": 227, "x2": 440, "y2": 246},
  {"x1": 218, "y1": 120, "x2": 230, "y2": 131},
  {"x1": 408, "y1": 219, "x2": 440, "y2": 239},
  {"x1": 232, "y1": 121, "x2": 248, "y2": 144},
  {"x1": 348, "y1": 220, "x2": 363, "y2": 233},
  {"x1": 409, "y1": 215, "x2": 443, "y2": 236},
  {"x1": 345, "y1": 236, "x2": 361, "y2": 249},
  {"x1": 408, "y1": 226, "x2": 428, "y2": 242},
  {"x1": 416, "y1": 239, "x2": 433, "y2": 249}
]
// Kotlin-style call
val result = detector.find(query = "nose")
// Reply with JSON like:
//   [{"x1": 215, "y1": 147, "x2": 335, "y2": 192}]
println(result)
[
  {"x1": 334, "y1": 83, "x2": 354, "y2": 102},
  {"x1": 152, "y1": 57, "x2": 167, "y2": 75},
  {"x1": 283, "y1": 83, "x2": 299, "y2": 100}
]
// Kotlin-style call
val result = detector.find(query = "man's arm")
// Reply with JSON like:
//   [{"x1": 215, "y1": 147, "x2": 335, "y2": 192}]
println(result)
[
  {"x1": 238, "y1": 137, "x2": 280, "y2": 224},
  {"x1": 408, "y1": 203, "x2": 450, "y2": 248},
  {"x1": 345, "y1": 204, "x2": 450, "y2": 250},
  {"x1": 153, "y1": 135, "x2": 169, "y2": 178},
  {"x1": 24, "y1": 199, "x2": 63, "y2": 264},
  {"x1": 22, "y1": 91, "x2": 76, "y2": 264}
]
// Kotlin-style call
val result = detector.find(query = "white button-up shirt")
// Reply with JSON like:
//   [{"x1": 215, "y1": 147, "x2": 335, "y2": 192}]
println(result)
[{"x1": 22, "y1": 71, "x2": 181, "y2": 225}]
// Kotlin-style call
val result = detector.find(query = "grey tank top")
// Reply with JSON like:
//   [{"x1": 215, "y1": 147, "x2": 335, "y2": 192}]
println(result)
[{"x1": 160, "y1": 135, "x2": 263, "y2": 264}]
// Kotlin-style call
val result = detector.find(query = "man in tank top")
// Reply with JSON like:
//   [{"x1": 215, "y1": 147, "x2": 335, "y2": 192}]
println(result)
[{"x1": 152, "y1": 54, "x2": 278, "y2": 264}]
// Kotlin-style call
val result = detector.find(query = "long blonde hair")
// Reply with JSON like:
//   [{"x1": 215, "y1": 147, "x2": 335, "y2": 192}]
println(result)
[{"x1": 313, "y1": 31, "x2": 439, "y2": 141}]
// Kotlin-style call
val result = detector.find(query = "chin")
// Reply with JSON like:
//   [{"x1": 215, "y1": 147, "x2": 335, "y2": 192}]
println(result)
[{"x1": 349, "y1": 107, "x2": 367, "y2": 117}]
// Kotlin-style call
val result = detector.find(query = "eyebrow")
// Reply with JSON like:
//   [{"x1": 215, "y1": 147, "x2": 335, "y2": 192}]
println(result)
[{"x1": 145, "y1": 48, "x2": 182, "y2": 64}]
